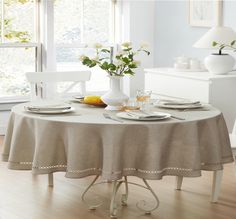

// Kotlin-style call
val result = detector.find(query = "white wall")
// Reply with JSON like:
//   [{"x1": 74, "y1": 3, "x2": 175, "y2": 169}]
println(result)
[{"x1": 154, "y1": 0, "x2": 236, "y2": 67}]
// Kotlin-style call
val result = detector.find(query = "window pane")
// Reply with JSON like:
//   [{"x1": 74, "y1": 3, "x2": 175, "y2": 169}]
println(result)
[
  {"x1": 0, "y1": 47, "x2": 35, "y2": 98},
  {"x1": 83, "y1": 0, "x2": 111, "y2": 44},
  {"x1": 3, "y1": 0, "x2": 35, "y2": 43},
  {"x1": 55, "y1": 0, "x2": 114, "y2": 92},
  {"x1": 56, "y1": 47, "x2": 109, "y2": 92},
  {"x1": 54, "y1": 0, "x2": 113, "y2": 44},
  {"x1": 54, "y1": 0, "x2": 82, "y2": 44}
]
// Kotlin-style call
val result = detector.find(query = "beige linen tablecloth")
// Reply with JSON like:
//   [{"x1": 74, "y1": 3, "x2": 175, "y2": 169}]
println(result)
[{"x1": 2, "y1": 103, "x2": 234, "y2": 180}]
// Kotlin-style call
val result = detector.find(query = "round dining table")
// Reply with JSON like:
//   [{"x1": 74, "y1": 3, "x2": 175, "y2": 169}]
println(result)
[{"x1": 2, "y1": 101, "x2": 234, "y2": 217}]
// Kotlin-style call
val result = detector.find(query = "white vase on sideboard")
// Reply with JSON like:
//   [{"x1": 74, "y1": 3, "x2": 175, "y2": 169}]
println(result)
[
  {"x1": 101, "y1": 76, "x2": 128, "y2": 111},
  {"x1": 204, "y1": 54, "x2": 235, "y2": 74}
]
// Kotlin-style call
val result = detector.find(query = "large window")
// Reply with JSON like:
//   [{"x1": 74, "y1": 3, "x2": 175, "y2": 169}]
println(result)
[
  {"x1": 0, "y1": 0, "x2": 116, "y2": 102},
  {"x1": 54, "y1": 0, "x2": 116, "y2": 92},
  {"x1": 0, "y1": 0, "x2": 38, "y2": 101}
]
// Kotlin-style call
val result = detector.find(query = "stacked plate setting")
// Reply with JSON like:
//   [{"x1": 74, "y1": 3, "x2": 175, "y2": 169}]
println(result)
[
  {"x1": 155, "y1": 100, "x2": 202, "y2": 109},
  {"x1": 24, "y1": 102, "x2": 74, "y2": 114},
  {"x1": 116, "y1": 111, "x2": 171, "y2": 121}
]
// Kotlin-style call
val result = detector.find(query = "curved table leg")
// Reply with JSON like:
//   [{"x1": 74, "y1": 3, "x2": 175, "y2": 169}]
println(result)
[
  {"x1": 110, "y1": 180, "x2": 123, "y2": 218},
  {"x1": 82, "y1": 175, "x2": 102, "y2": 210},
  {"x1": 81, "y1": 176, "x2": 160, "y2": 217},
  {"x1": 135, "y1": 179, "x2": 160, "y2": 214},
  {"x1": 121, "y1": 176, "x2": 128, "y2": 206}
]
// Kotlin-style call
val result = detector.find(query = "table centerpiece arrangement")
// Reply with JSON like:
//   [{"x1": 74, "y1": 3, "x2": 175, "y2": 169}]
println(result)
[{"x1": 80, "y1": 42, "x2": 150, "y2": 110}]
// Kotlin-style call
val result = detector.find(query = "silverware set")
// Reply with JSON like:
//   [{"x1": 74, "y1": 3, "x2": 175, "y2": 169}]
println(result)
[
  {"x1": 103, "y1": 112, "x2": 185, "y2": 122},
  {"x1": 103, "y1": 113, "x2": 124, "y2": 123}
]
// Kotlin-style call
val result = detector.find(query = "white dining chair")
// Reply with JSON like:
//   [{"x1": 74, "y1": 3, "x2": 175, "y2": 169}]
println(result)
[
  {"x1": 229, "y1": 120, "x2": 236, "y2": 156},
  {"x1": 176, "y1": 121, "x2": 236, "y2": 203},
  {"x1": 26, "y1": 71, "x2": 91, "y2": 100},
  {"x1": 25, "y1": 71, "x2": 91, "y2": 187}
]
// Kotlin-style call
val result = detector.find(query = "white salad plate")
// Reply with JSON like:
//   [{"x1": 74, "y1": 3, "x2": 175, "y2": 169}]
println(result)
[{"x1": 116, "y1": 112, "x2": 171, "y2": 121}]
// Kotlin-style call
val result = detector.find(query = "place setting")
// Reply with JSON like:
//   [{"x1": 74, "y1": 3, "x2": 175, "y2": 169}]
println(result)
[
  {"x1": 116, "y1": 110, "x2": 172, "y2": 121},
  {"x1": 154, "y1": 99, "x2": 209, "y2": 111},
  {"x1": 105, "y1": 90, "x2": 186, "y2": 122},
  {"x1": 24, "y1": 101, "x2": 76, "y2": 115}
]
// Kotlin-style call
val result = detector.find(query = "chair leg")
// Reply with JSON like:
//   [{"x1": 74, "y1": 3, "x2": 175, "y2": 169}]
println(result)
[
  {"x1": 48, "y1": 173, "x2": 54, "y2": 187},
  {"x1": 175, "y1": 176, "x2": 183, "y2": 190},
  {"x1": 211, "y1": 170, "x2": 223, "y2": 203}
]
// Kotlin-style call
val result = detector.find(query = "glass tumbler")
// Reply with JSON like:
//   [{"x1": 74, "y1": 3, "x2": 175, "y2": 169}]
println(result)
[{"x1": 136, "y1": 90, "x2": 152, "y2": 111}]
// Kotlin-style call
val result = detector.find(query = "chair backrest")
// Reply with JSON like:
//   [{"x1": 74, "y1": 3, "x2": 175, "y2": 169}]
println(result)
[{"x1": 26, "y1": 71, "x2": 91, "y2": 100}]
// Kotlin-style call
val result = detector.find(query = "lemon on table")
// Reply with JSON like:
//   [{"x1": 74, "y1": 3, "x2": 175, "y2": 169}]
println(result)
[{"x1": 83, "y1": 96, "x2": 105, "y2": 105}]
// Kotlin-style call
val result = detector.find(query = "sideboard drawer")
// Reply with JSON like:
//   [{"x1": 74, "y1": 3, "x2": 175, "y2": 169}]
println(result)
[{"x1": 145, "y1": 73, "x2": 210, "y2": 102}]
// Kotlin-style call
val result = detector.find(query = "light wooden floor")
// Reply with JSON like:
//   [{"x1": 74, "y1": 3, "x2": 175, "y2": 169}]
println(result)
[{"x1": 1, "y1": 136, "x2": 236, "y2": 219}]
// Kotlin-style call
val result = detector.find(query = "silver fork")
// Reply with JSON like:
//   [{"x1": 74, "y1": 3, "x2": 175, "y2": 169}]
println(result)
[{"x1": 103, "y1": 113, "x2": 124, "y2": 123}]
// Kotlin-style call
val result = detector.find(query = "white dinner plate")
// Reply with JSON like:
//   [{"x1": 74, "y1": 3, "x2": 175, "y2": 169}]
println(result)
[
  {"x1": 155, "y1": 102, "x2": 203, "y2": 109},
  {"x1": 25, "y1": 107, "x2": 75, "y2": 114},
  {"x1": 116, "y1": 112, "x2": 171, "y2": 121}
]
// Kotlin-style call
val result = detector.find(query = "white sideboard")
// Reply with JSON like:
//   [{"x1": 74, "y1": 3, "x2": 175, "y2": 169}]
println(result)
[{"x1": 144, "y1": 68, "x2": 236, "y2": 132}]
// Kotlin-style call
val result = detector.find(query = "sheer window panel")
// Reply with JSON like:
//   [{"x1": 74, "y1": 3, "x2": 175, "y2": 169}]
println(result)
[
  {"x1": 54, "y1": 0, "x2": 112, "y2": 44},
  {"x1": 0, "y1": 47, "x2": 36, "y2": 99},
  {"x1": 54, "y1": 0, "x2": 82, "y2": 44},
  {"x1": 83, "y1": 0, "x2": 111, "y2": 44}
]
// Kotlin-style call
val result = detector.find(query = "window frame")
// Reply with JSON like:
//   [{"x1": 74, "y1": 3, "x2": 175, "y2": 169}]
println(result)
[
  {"x1": 54, "y1": 0, "x2": 118, "y2": 93},
  {"x1": 0, "y1": 43, "x2": 41, "y2": 105},
  {"x1": 0, "y1": 0, "x2": 117, "y2": 105},
  {"x1": 54, "y1": 0, "x2": 116, "y2": 47},
  {"x1": 0, "y1": 0, "x2": 41, "y2": 104}
]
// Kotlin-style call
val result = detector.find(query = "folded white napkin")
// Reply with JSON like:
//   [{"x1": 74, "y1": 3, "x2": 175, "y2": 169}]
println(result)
[
  {"x1": 126, "y1": 111, "x2": 166, "y2": 119},
  {"x1": 25, "y1": 104, "x2": 71, "y2": 111},
  {"x1": 162, "y1": 100, "x2": 200, "y2": 106}
]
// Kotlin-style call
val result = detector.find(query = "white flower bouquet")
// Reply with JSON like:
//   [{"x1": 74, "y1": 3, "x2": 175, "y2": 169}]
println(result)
[{"x1": 80, "y1": 42, "x2": 150, "y2": 76}]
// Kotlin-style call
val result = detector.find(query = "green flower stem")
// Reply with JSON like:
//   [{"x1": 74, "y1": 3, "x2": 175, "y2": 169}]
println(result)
[
  {"x1": 213, "y1": 40, "x2": 236, "y2": 54},
  {"x1": 80, "y1": 44, "x2": 150, "y2": 76}
]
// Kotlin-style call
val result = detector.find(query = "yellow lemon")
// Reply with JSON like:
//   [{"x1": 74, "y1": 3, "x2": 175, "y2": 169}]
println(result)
[{"x1": 83, "y1": 96, "x2": 104, "y2": 105}]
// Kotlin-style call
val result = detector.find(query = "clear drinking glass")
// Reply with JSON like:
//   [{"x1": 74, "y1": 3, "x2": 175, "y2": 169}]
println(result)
[
  {"x1": 136, "y1": 90, "x2": 152, "y2": 110},
  {"x1": 122, "y1": 99, "x2": 140, "y2": 111}
]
